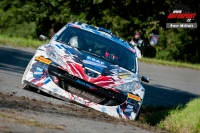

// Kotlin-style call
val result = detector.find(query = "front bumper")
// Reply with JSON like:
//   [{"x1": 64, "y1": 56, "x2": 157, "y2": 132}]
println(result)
[{"x1": 48, "y1": 64, "x2": 127, "y2": 106}]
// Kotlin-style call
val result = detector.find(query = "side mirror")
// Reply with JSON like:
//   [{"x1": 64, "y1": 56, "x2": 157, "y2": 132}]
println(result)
[
  {"x1": 141, "y1": 76, "x2": 150, "y2": 83},
  {"x1": 39, "y1": 35, "x2": 47, "y2": 42}
]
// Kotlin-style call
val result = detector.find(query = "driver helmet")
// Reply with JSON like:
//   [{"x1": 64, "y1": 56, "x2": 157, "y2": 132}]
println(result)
[
  {"x1": 69, "y1": 36, "x2": 78, "y2": 47},
  {"x1": 104, "y1": 47, "x2": 121, "y2": 60}
]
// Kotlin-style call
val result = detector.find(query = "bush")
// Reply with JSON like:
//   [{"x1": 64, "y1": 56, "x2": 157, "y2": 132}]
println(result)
[{"x1": 159, "y1": 98, "x2": 200, "y2": 133}]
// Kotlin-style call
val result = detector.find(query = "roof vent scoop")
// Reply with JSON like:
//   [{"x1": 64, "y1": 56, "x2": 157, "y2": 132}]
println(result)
[{"x1": 98, "y1": 27, "x2": 112, "y2": 35}]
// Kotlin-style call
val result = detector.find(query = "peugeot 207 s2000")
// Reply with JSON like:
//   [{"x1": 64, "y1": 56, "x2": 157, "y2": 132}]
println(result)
[{"x1": 21, "y1": 21, "x2": 150, "y2": 120}]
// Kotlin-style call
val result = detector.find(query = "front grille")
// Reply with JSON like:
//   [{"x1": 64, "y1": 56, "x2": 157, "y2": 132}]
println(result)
[
  {"x1": 48, "y1": 64, "x2": 127, "y2": 106},
  {"x1": 61, "y1": 81, "x2": 104, "y2": 103},
  {"x1": 84, "y1": 67, "x2": 100, "y2": 78}
]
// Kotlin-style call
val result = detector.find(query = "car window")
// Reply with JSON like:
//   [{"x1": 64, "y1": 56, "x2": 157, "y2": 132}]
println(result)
[{"x1": 56, "y1": 27, "x2": 136, "y2": 73}]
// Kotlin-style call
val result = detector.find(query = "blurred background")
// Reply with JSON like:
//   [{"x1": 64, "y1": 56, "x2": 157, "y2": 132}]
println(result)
[{"x1": 0, "y1": 0, "x2": 199, "y2": 64}]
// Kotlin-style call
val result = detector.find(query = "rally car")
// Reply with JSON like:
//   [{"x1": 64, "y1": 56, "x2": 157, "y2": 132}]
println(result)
[{"x1": 21, "y1": 21, "x2": 150, "y2": 120}]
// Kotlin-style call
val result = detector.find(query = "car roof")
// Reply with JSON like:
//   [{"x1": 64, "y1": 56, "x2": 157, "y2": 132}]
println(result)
[{"x1": 66, "y1": 21, "x2": 136, "y2": 53}]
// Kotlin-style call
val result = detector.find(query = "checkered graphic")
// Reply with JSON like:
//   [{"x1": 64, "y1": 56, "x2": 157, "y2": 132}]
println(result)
[{"x1": 173, "y1": 4, "x2": 191, "y2": 13}]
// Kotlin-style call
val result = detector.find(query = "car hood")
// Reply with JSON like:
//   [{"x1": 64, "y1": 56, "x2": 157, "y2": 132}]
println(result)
[{"x1": 47, "y1": 42, "x2": 139, "y2": 90}]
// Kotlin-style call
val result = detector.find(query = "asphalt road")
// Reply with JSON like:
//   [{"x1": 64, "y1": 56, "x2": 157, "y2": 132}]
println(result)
[
  {"x1": 0, "y1": 45, "x2": 69, "y2": 105},
  {"x1": 0, "y1": 45, "x2": 200, "y2": 132},
  {"x1": 139, "y1": 62, "x2": 200, "y2": 106}
]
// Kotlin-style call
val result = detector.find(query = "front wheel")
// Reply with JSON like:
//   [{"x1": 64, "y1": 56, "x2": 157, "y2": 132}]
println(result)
[
  {"x1": 21, "y1": 56, "x2": 34, "y2": 89},
  {"x1": 135, "y1": 108, "x2": 141, "y2": 121}
]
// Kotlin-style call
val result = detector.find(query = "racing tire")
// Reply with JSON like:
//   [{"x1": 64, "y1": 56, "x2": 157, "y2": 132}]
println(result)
[
  {"x1": 135, "y1": 108, "x2": 141, "y2": 121},
  {"x1": 21, "y1": 56, "x2": 34, "y2": 90}
]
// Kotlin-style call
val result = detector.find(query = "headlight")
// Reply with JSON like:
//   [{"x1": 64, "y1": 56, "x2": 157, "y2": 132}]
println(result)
[
  {"x1": 115, "y1": 81, "x2": 141, "y2": 93},
  {"x1": 46, "y1": 46, "x2": 66, "y2": 68}
]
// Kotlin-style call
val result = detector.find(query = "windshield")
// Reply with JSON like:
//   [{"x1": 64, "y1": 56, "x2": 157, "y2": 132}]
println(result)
[{"x1": 56, "y1": 26, "x2": 136, "y2": 73}]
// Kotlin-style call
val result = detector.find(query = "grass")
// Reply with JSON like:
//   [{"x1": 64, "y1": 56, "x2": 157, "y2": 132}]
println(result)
[
  {"x1": 158, "y1": 98, "x2": 200, "y2": 133},
  {"x1": 0, "y1": 34, "x2": 43, "y2": 48},
  {"x1": 140, "y1": 106, "x2": 173, "y2": 126},
  {"x1": 0, "y1": 22, "x2": 36, "y2": 38},
  {"x1": 138, "y1": 57, "x2": 200, "y2": 70},
  {"x1": 140, "y1": 98, "x2": 200, "y2": 133}
]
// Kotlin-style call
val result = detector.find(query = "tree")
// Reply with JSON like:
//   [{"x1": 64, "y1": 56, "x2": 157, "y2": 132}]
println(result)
[{"x1": 0, "y1": 0, "x2": 199, "y2": 63}]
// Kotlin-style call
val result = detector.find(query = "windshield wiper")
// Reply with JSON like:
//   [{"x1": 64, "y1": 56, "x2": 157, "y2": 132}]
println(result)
[
  {"x1": 100, "y1": 56, "x2": 118, "y2": 66},
  {"x1": 81, "y1": 50, "x2": 101, "y2": 58},
  {"x1": 55, "y1": 40, "x2": 68, "y2": 45}
]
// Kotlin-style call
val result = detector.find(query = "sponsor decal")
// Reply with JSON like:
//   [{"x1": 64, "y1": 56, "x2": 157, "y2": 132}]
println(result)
[
  {"x1": 84, "y1": 64, "x2": 104, "y2": 73},
  {"x1": 127, "y1": 105, "x2": 133, "y2": 109},
  {"x1": 101, "y1": 107, "x2": 106, "y2": 112},
  {"x1": 128, "y1": 94, "x2": 141, "y2": 102},
  {"x1": 84, "y1": 100, "x2": 88, "y2": 105},
  {"x1": 33, "y1": 67, "x2": 44, "y2": 79},
  {"x1": 35, "y1": 56, "x2": 51, "y2": 65},
  {"x1": 76, "y1": 79, "x2": 95, "y2": 88},
  {"x1": 86, "y1": 56, "x2": 105, "y2": 65},
  {"x1": 32, "y1": 61, "x2": 48, "y2": 70},
  {"x1": 78, "y1": 97, "x2": 83, "y2": 103},
  {"x1": 118, "y1": 72, "x2": 132, "y2": 79},
  {"x1": 53, "y1": 88, "x2": 58, "y2": 92},
  {"x1": 74, "y1": 95, "x2": 77, "y2": 100},
  {"x1": 54, "y1": 77, "x2": 59, "y2": 84}
]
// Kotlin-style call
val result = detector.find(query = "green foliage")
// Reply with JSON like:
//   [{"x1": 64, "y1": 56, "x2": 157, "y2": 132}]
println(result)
[
  {"x1": 0, "y1": 0, "x2": 199, "y2": 63},
  {"x1": 0, "y1": 22, "x2": 36, "y2": 38},
  {"x1": 0, "y1": 34, "x2": 42, "y2": 48},
  {"x1": 156, "y1": 28, "x2": 199, "y2": 63},
  {"x1": 158, "y1": 98, "x2": 200, "y2": 133}
]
